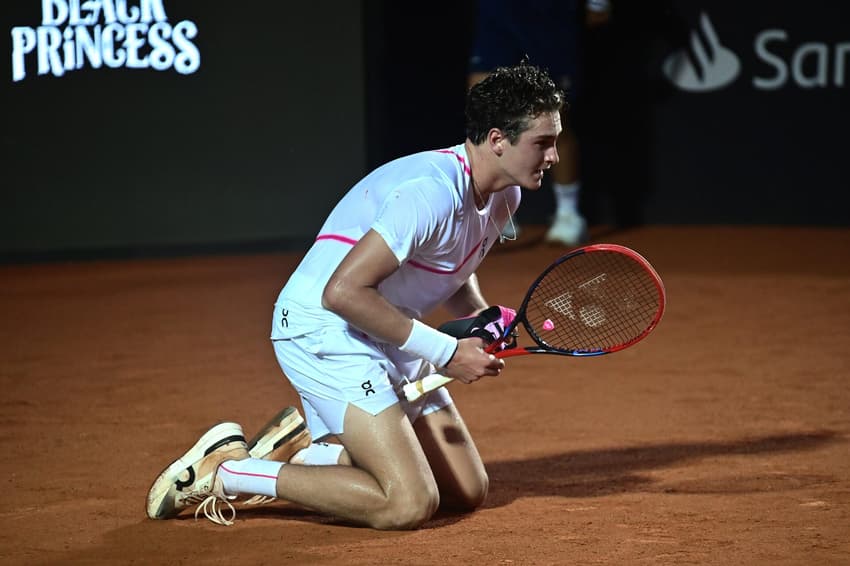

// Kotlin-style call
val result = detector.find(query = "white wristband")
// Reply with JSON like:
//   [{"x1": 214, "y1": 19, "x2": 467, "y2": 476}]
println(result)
[{"x1": 399, "y1": 319, "x2": 458, "y2": 368}]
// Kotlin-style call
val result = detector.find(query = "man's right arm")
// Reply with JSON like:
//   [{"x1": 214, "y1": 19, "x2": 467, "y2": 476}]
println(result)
[{"x1": 322, "y1": 229, "x2": 503, "y2": 383}]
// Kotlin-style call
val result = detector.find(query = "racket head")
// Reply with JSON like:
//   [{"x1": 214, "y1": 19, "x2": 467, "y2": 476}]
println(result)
[{"x1": 514, "y1": 244, "x2": 666, "y2": 356}]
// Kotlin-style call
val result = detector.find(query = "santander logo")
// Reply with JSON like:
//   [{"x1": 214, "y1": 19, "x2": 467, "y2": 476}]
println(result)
[{"x1": 662, "y1": 12, "x2": 740, "y2": 92}]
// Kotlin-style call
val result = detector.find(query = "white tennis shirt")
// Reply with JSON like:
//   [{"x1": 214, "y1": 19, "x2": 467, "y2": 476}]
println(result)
[{"x1": 271, "y1": 143, "x2": 521, "y2": 340}]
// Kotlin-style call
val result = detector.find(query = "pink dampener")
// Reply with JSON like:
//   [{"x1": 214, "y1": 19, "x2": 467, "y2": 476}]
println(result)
[{"x1": 542, "y1": 319, "x2": 555, "y2": 331}]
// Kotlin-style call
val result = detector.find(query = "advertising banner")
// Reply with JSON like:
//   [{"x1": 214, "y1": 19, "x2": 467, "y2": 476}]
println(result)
[{"x1": 2, "y1": 1, "x2": 365, "y2": 258}]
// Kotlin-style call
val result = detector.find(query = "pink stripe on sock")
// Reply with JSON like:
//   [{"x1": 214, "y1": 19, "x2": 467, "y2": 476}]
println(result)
[{"x1": 220, "y1": 462, "x2": 278, "y2": 480}]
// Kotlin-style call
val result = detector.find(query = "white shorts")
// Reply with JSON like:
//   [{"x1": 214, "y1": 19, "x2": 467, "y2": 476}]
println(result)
[{"x1": 272, "y1": 326, "x2": 453, "y2": 440}]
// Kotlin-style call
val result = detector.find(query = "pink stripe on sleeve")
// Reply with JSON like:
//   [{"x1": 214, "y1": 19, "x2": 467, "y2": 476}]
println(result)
[
  {"x1": 316, "y1": 234, "x2": 359, "y2": 245},
  {"x1": 315, "y1": 233, "x2": 485, "y2": 275},
  {"x1": 435, "y1": 149, "x2": 471, "y2": 175}
]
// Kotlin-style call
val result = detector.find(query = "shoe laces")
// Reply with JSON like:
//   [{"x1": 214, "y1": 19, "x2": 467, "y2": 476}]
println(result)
[
  {"x1": 194, "y1": 493, "x2": 237, "y2": 526},
  {"x1": 243, "y1": 494, "x2": 276, "y2": 505},
  {"x1": 182, "y1": 488, "x2": 238, "y2": 526}
]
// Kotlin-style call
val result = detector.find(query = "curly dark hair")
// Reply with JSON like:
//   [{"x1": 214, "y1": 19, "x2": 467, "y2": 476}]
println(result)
[{"x1": 465, "y1": 61, "x2": 565, "y2": 145}]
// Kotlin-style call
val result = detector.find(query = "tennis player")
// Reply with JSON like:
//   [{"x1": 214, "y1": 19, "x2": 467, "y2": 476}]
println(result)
[{"x1": 147, "y1": 61, "x2": 565, "y2": 529}]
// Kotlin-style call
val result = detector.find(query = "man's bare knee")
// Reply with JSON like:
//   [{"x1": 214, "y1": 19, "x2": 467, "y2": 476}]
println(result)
[
  {"x1": 371, "y1": 483, "x2": 440, "y2": 530},
  {"x1": 443, "y1": 468, "x2": 489, "y2": 511}
]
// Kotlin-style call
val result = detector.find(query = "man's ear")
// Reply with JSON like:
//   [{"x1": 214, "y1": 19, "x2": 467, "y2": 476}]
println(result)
[{"x1": 487, "y1": 128, "x2": 506, "y2": 156}]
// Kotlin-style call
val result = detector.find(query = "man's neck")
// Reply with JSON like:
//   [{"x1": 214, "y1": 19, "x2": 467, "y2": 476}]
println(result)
[{"x1": 465, "y1": 139, "x2": 504, "y2": 201}]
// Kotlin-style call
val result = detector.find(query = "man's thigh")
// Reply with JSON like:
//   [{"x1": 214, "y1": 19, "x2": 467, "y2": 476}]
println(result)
[
  {"x1": 338, "y1": 402, "x2": 438, "y2": 497},
  {"x1": 413, "y1": 403, "x2": 489, "y2": 510}
]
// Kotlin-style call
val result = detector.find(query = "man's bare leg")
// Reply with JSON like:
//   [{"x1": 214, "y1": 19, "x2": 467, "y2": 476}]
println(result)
[
  {"x1": 414, "y1": 403, "x2": 489, "y2": 511},
  {"x1": 273, "y1": 403, "x2": 440, "y2": 529}
]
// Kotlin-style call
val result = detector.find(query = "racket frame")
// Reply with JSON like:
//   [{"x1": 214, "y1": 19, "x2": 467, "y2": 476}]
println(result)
[{"x1": 487, "y1": 243, "x2": 665, "y2": 358}]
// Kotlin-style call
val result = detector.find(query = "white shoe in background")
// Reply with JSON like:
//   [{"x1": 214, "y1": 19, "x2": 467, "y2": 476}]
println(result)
[{"x1": 544, "y1": 211, "x2": 587, "y2": 246}]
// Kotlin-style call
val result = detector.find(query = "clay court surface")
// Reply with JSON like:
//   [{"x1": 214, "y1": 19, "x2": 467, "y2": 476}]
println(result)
[{"x1": 1, "y1": 226, "x2": 848, "y2": 565}]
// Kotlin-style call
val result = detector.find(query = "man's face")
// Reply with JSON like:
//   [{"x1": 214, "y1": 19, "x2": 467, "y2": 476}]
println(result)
[{"x1": 501, "y1": 111, "x2": 562, "y2": 189}]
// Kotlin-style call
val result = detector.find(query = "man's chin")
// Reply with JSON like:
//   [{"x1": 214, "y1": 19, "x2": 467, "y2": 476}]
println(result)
[{"x1": 522, "y1": 177, "x2": 544, "y2": 190}]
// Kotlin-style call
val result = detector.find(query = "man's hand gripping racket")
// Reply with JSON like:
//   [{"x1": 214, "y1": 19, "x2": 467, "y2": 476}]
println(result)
[{"x1": 403, "y1": 244, "x2": 666, "y2": 401}]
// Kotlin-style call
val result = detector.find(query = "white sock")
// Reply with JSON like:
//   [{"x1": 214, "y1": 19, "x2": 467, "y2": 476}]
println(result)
[
  {"x1": 553, "y1": 182, "x2": 580, "y2": 215},
  {"x1": 217, "y1": 458, "x2": 283, "y2": 498},
  {"x1": 291, "y1": 442, "x2": 345, "y2": 466}
]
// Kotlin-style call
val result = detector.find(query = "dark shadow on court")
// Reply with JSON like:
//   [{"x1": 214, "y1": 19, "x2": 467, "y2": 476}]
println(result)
[
  {"x1": 479, "y1": 430, "x2": 841, "y2": 510},
  {"x1": 235, "y1": 430, "x2": 840, "y2": 528}
]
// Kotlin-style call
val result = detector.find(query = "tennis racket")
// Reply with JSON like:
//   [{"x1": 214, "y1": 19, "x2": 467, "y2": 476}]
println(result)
[{"x1": 403, "y1": 243, "x2": 666, "y2": 401}]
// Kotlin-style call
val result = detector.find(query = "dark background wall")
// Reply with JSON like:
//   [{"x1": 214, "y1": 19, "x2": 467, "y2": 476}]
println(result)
[
  {"x1": 2, "y1": 1, "x2": 848, "y2": 261},
  {"x1": 3, "y1": 1, "x2": 366, "y2": 258},
  {"x1": 632, "y1": 1, "x2": 850, "y2": 227}
]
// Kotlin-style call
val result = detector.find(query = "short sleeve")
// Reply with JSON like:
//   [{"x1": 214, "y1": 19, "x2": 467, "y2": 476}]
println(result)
[{"x1": 371, "y1": 178, "x2": 455, "y2": 264}]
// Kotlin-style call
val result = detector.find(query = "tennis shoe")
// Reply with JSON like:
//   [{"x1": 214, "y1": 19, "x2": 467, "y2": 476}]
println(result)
[
  {"x1": 243, "y1": 406, "x2": 312, "y2": 505},
  {"x1": 545, "y1": 210, "x2": 587, "y2": 247},
  {"x1": 146, "y1": 422, "x2": 249, "y2": 526}
]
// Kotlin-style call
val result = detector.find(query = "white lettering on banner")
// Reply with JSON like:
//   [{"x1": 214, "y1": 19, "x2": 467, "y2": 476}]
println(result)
[
  {"x1": 752, "y1": 30, "x2": 787, "y2": 90},
  {"x1": 172, "y1": 20, "x2": 200, "y2": 75},
  {"x1": 41, "y1": 0, "x2": 167, "y2": 26},
  {"x1": 37, "y1": 26, "x2": 62, "y2": 77},
  {"x1": 10, "y1": 28, "x2": 36, "y2": 82},
  {"x1": 663, "y1": 11, "x2": 849, "y2": 93},
  {"x1": 754, "y1": 30, "x2": 850, "y2": 90},
  {"x1": 11, "y1": 0, "x2": 199, "y2": 81},
  {"x1": 835, "y1": 44, "x2": 850, "y2": 86}
]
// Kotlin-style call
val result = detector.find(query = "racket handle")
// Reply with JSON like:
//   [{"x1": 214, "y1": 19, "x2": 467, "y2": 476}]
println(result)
[{"x1": 403, "y1": 374, "x2": 454, "y2": 401}]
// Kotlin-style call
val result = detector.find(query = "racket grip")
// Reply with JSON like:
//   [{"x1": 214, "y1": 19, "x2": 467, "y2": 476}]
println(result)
[{"x1": 403, "y1": 374, "x2": 455, "y2": 401}]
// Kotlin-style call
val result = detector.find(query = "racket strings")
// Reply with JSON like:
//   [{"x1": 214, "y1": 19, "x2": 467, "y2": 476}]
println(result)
[{"x1": 525, "y1": 251, "x2": 662, "y2": 352}]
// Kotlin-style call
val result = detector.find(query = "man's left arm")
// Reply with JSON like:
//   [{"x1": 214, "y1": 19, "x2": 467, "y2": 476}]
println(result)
[
  {"x1": 441, "y1": 274, "x2": 517, "y2": 350},
  {"x1": 442, "y1": 273, "x2": 489, "y2": 318}
]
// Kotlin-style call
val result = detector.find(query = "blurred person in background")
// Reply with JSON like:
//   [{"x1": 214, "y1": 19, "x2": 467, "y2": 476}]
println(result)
[{"x1": 467, "y1": 0, "x2": 611, "y2": 246}]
